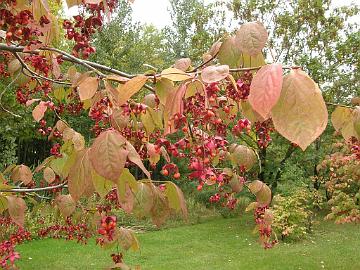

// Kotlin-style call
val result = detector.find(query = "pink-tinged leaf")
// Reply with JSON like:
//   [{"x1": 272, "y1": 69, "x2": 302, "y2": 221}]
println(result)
[
  {"x1": 174, "y1": 58, "x2": 191, "y2": 71},
  {"x1": 117, "y1": 182, "x2": 134, "y2": 214},
  {"x1": 165, "y1": 182, "x2": 188, "y2": 220},
  {"x1": 110, "y1": 108, "x2": 129, "y2": 131},
  {"x1": 89, "y1": 130, "x2": 128, "y2": 182},
  {"x1": 201, "y1": 65, "x2": 229, "y2": 84},
  {"x1": 55, "y1": 194, "x2": 76, "y2": 217},
  {"x1": 164, "y1": 84, "x2": 187, "y2": 135},
  {"x1": 249, "y1": 64, "x2": 283, "y2": 119},
  {"x1": 6, "y1": 196, "x2": 27, "y2": 227},
  {"x1": 78, "y1": 77, "x2": 99, "y2": 101},
  {"x1": 68, "y1": 149, "x2": 94, "y2": 201},
  {"x1": 235, "y1": 21, "x2": 268, "y2": 56},
  {"x1": 125, "y1": 142, "x2": 151, "y2": 179},
  {"x1": 229, "y1": 175, "x2": 244, "y2": 193},
  {"x1": 52, "y1": 54, "x2": 61, "y2": 79},
  {"x1": 43, "y1": 167, "x2": 55, "y2": 183},
  {"x1": 271, "y1": 69, "x2": 328, "y2": 150},
  {"x1": 32, "y1": 101, "x2": 47, "y2": 122},
  {"x1": 11, "y1": 165, "x2": 32, "y2": 185},
  {"x1": 26, "y1": 99, "x2": 40, "y2": 106},
  {"x1": 117, "y1": 75, "x2": 148, "y2": 106},
  {"x1": 146, "y1": 143, "x2": 160, "y2": 166},
  {"x1": 149, "y1": 184, "x2": 170, "y2": 227}
]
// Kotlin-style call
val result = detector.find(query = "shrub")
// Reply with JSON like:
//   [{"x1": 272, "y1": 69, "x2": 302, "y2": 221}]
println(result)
[
  {"x1": 316, "y1": 139, "x2": 360, "y2": 223},
  {"x1": 271, "y1": 188, "x2": 321, "y2": 240}
]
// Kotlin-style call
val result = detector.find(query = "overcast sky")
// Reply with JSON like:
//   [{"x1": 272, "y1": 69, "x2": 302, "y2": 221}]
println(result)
[{"x1": 65, "y1": 0, "x2": 359, "y2": 29}]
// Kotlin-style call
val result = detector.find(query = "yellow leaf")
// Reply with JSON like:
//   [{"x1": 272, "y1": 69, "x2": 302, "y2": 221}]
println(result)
[{"x1": 161, "y1": 68, "x2": 192, "y2": 82}]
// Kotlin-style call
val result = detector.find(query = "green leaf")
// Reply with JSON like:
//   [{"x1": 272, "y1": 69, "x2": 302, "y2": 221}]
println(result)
[{"x1": 165, "y1": 182, "x2": 188, "y2": 220}]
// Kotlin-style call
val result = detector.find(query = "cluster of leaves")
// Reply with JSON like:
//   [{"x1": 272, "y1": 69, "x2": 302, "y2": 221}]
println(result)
[{"x1": 316, "y1": 139, "x2": 360, "y2": 224}]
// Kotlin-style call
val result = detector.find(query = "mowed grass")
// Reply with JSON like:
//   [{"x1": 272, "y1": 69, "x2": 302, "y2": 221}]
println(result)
[{"x1": 17, "y1": 216, "x2": 360, "y2": 270}]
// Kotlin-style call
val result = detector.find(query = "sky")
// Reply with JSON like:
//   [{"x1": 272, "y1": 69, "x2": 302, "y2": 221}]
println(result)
[{"x1": 66, "y1": 0, "x2": 359, "y2": 29}]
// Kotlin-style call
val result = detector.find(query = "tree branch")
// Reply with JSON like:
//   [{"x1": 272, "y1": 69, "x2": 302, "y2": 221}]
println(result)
[{"x1": 0, "y1": 183, "x2": 67, "y2": 193}]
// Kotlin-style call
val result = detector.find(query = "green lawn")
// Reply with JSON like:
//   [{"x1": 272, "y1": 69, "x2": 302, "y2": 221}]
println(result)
[{"x1": 17, "y1": 216, "x2": 360, "y2": 270}]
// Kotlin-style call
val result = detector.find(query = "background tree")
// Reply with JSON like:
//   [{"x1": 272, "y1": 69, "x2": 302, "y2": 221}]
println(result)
[
  {"x1": 164, "y1": 0, "x2": 227, "y2": 61},
  {"x1": 227, "y1": 0, "x2": 359, "y2": 102}
]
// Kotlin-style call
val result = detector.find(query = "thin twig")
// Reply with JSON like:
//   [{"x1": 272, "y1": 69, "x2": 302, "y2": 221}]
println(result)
[
  {"x1": 326, "y1": 102, "x2": 353, "y2": 109},
  {"x1": 13, "y1": 52, "x2": 71, "y2": 86},
  {"x1": 0, "y1": 183, "x2": 67, "y2": 193},
  {"x1": 0, "y1": 72, "x2": 21, "y2": 118}
]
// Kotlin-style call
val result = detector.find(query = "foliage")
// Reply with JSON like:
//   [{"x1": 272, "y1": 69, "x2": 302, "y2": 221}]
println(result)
[
  {"x1": 271, "y1": 188, "x2": 321, "y2": 240},
  {"x1": 316, "y1": 139, "x2": 360, "y2": 223},
  {"x1": 227, "y1": 0, "x2": 360, "y2": 102},
  {"x1": 0, "y1": 0, "x2": 359, "y2": 268}
]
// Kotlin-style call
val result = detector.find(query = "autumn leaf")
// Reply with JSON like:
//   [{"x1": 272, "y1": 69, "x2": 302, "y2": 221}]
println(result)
[
  {"x1": 201, "y1": 65, "x2": 229, "y2": 84},
  {"x1": 271, "y1": 69, "x2": 328, "y2": 150},
  {"x1": 78, "y1": 77, "x2": 99, "y2": 101},
  {"x1": 117, "y1": 75, "x2": 148, "y2": 105},
  {"x1": 164, "y1": 84, "x2": 187, "y2": 134},
  {"x1": 43, "y1": 167, "x2": 55, "y2": 183},
  {"x1": 133, "y1": 182, "x2": 154, "y2": 218},
  {"x1": 0, "y1": 195, "x2": 8, "y2": 214},
  {"x1": 161, "y1": 68, "x2": 192, "y2": 82},
  {"x1": 149, "y1": 185, "x2": 170, "y2": 227},
  {"x1": 117, "y1": 227, "x2": 140, "y2": 251},
  {"x1": 174, "y1": 58, "x2": 191, "y2": 71},
  {"x1": 68, "y1": 149, "x2": 94, "y2": 201},
  {"x1": 230, "y1": 145, "x2": 257, "y2": 171},
  {"x1": 155, "y1": 78, "x2": 174, "y2": 105},
  {"x1": 11, "y1": 165, "x2": 32, "y2": 185},
  {"x1": 32, "y1": 101, "x2": 48, "y2": 122},
  {"x1": 89, "y1": 130, "x2": 128, "y2": 182},
  {"x1": 217, "y1": 35, "x2": 243, "y2": 68},
  {"x1": 331, "y1": 106, "x2": 357, "y2": 140},
  {"x1": 248, "y1": 180, "x2": 264, "y2": 194},
  {"x1": 125, "y1": 142, "x2": 151, "y2": 179},
  {"x1": 249, "y1": 64, "x2": 283, "y2": 119},
  {"x1": 55, "y1": 194, "x2": 76, "y2": 217},
  {"x1": 7, "y1": 196, "x2": 27, "y2": 227},
  {"x1": 165, "y1": 182, "x2": 188, "y2": 220},
  {"x1": 236, "y1": 21, "x2": 268, "y2": 56},
  {"x1": 91, "y1": 170, "x2": 114, "y2": 198},
  {"x1": 146, "y1": 143, "x2": 160, "y2": 166}
]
